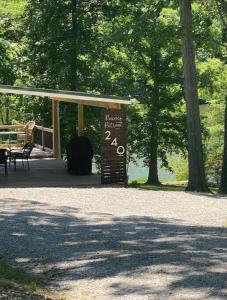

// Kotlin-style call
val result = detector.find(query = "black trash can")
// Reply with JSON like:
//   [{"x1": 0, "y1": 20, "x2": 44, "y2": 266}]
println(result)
[{"x1": 66, "y1": 135, "x2": 93, "y2": 175}]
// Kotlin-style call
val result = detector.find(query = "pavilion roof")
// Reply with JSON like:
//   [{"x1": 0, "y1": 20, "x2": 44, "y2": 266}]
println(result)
[{"x1": 0, "y1": 85, "x2": 131, "y2": 108}]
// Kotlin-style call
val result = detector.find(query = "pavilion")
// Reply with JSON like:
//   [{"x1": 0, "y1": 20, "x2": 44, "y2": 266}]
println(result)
[{"x1": 0, "y1": 85, "x2": 131, "y2": 183}]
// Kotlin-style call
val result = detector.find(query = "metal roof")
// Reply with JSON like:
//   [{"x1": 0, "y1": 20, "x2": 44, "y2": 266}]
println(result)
[{"x1": 0, "y1": 85, "x2": 131, "y2": 106}]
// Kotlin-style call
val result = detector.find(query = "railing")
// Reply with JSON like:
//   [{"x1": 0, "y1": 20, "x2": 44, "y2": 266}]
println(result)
[
  {"x1": 33, "y1": 125, "x2": 53, "y2": 150},
  {"x1": 0, "y1": 124, "x2": 53, "y2": 150},
  {"x1": 0, "y1": 124, "x2": 24, "y2": 130},
  {"x1": 0, "y1": 124, "x2": 24, "y2": 147}
]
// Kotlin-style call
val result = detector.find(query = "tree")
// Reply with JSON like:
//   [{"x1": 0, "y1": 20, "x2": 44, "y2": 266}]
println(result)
[
  {"x1": 215, "y1": 0, "x2": 227, "y2": 29},
  {"x1": 70, "y1": 0, "x2": 79, "y2": 91},
  {"x1": 93, "y1": 1, "x2": 187, "y2": 184},
  {"x1": 197, "y1": 58, "x2": 226, "y2": 186},
  {"x1": 0, "y1": 17, "x2": 19, "y2": 124},
  {"x1": 22, "y1": 0, "x2": 104, "y2": 150},
  {"x1": 219, "y1": 96, "x2": 227, "y2": 193},
  {"x1": 196, "y1": 0, "x2": 227, "y2": 187},
  {"x1": 180, "y1": 0, "x2": 209, "y2": 192},
  {"x1": 218, "y1": 1, "x2": 227, "y2": 193},
  {"x1": 213, "y1": 0, "x2": 227, "y2": 193}
]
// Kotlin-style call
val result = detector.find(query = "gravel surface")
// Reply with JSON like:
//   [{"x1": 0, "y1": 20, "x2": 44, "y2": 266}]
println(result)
[
  {"x1": 0, "y1": 187, "x2": 227, "y2": 300},
  {"x1": 0, "y1": 286, "x2": 54, "y2": 300}
]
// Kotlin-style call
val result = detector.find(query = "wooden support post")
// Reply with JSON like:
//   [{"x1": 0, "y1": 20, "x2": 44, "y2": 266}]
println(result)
[
  {"x1": 78, "y1": 104, "x2": 84, "y2": 136},
  {"x1": 52, "y1": 99, "x2": 61, "y2": 158}
]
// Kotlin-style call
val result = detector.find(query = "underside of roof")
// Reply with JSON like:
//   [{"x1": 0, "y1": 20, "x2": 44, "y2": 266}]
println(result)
[{"x1": 0, "y1": 85, "x2": 131, "y2": 108}]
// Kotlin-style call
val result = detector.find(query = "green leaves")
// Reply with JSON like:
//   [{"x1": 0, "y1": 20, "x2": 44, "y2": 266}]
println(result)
[
  {"x1": 0, "y1": 0, "x2": 25, "y2": 17},
  {"x1": 0, "y1": 0, "x2": 226, "y2": 185}
]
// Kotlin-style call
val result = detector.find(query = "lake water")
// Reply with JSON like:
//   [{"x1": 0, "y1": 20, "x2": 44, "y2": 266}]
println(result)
[
  {"x1": 128, "y1": 158, "x2": 175, "y2": 181},
  {"x1": 93, "y1": 158, "x2": 176, "y2": 182}
]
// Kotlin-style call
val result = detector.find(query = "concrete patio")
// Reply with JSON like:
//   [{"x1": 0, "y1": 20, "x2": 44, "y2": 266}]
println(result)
[{"x1": 0, "y1": 156, "x2": 101, "y2": 188}]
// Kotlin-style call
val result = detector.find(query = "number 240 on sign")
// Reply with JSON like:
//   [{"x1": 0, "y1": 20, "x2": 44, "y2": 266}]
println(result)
[{"x1": 105, "y1": 131, "x2": 125, "y2": 156}]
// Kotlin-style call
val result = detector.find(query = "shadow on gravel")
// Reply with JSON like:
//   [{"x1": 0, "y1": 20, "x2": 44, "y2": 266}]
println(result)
[
  {"x1": 0, "y1": 198, "x2": 226, "y2": 299},
  {"x1": 186, "y1": 192, "x2": 227, "y2": 200}
]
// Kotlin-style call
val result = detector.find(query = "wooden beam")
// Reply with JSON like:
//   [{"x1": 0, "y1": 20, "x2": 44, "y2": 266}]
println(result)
[
  {"x1": 78, "y1": 104, "x2": 84, "y2": 136},
  {"x1": 52, "y1": 99, "x2": 61, "y2": 158},
  {"x1": 51, "y1": 97, "x2": 121, "y2": 109},
  {"x1": 0, "y1": 124, "x2": 24, "y2": 130},
  {"x1": 0, "y1": 85, "x2": 131, "y2": 105}
]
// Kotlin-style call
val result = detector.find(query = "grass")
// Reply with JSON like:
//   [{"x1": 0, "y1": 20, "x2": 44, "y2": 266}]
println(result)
[
  {"x1": 0, "y1": 260, "x2": 41, "y2": 291},
  {"x1": 128, "y1": 177, "x2": 220, "y2": 193},
  {"x1": 128, "y1": 177, "x2": 187, "y2": 191},
  {"x1": 0, "y1": 260, "x2": 67, "y2": 299}
]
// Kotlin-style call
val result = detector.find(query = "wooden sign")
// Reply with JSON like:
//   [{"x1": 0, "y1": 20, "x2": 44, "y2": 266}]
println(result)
[{"x1": 101, "y1": 109, "x2": 127, "y2": 184}]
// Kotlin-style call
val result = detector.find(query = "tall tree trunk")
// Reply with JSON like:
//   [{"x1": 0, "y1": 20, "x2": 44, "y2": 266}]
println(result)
[
  {"x1": 219, "y1": 96, "x2": 227, "y2": 194},
  {"x1": 147, "y1": 140, "x2": 160, "y2": 185},
  {"x1": 180, "y1": 0, "x2": 209, "y2": 192},
  {"x1": 147, "y1": 40, "x2": 161, "y2": 185},
  {"x1": 70, "y1": 0, "x2": 78, "y2": 91},
  {"x1": 63, "y1": 0, "x2": 79, "y2": 138}
]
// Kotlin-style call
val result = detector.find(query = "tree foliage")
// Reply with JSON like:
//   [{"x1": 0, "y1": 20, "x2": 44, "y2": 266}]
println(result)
[
  {"x1": 0, "y1": 0, "x2": 226, "y2": 190},
  {"x1": 92, "y1": 1, "x2": 187, "y2": 184}
]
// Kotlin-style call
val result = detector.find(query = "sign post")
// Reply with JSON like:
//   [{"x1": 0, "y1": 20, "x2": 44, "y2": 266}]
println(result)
[{"x1": 101, "y1": 109, "x2": 127, "y2": 184}]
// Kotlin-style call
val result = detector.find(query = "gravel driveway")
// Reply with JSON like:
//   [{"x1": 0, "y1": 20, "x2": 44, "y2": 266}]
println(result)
[{"x1": 0, "y1": 187, "x2": 226, "y2": 300}]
